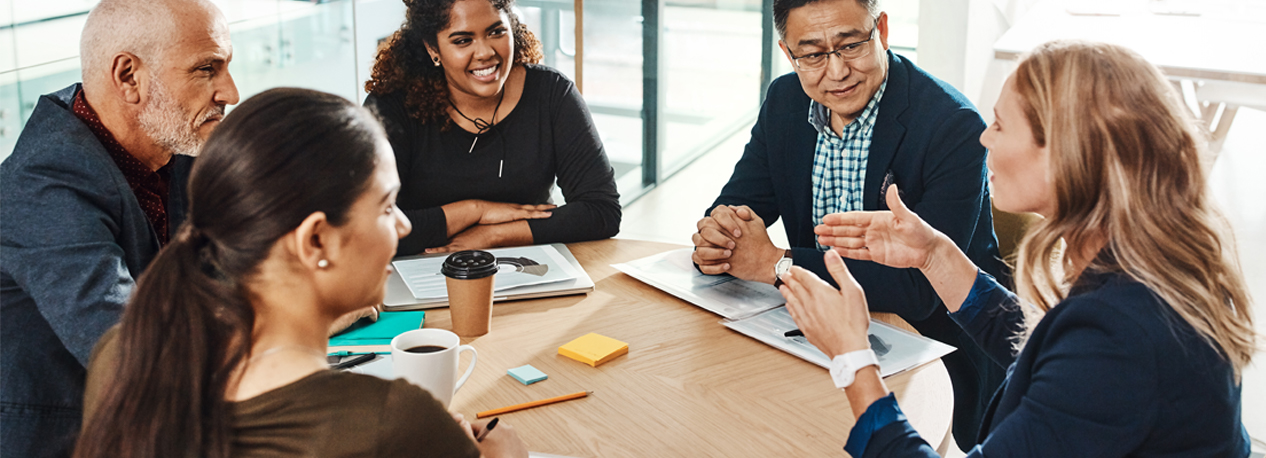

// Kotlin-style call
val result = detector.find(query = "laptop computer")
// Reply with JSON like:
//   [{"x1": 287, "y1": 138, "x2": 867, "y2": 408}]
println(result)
[{"x1": 382, "y1": 243, "x2": 595, "y2": 310}]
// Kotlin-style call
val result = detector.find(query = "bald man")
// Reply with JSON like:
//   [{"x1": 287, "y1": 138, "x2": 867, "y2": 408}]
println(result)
[{"x1": 0, "y1": 0, "x2": 238, "y2": 455}]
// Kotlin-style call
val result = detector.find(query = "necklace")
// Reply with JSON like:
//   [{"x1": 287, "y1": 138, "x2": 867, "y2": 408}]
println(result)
[
  {"x1": 248, "y1": 345, "x2": 327, "y2": 366},
  {"x1": 450, "y1": 89, "x2": 506, "y2": 154}
]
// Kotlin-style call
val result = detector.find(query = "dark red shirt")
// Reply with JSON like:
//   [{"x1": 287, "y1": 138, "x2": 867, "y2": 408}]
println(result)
[{"x1": 72, "y1": 90, "x2": 171, "y2": 245}]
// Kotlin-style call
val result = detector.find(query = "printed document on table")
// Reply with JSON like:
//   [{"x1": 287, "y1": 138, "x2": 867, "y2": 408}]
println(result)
[
  {"x1": 723, "y1": 307, "x2": 956, "y2": 377},
  {"x1": 612, "y1": 248, "x2": 785, "y2": 320},
  {"x1": 393, "y1": 245, "x2": 578, "y2": 300}
]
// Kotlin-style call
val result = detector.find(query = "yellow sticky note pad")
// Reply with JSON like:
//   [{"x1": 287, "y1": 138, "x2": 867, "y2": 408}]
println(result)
[{"x1": 558, "y1": 333, "x2": 628, "y2": 367}]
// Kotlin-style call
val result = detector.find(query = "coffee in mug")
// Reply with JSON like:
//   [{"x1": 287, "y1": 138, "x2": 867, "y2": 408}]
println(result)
[
  {"x1": 390, "y1": 329, "x2": 477, "y2": 408},
  {"x1": 442, "y1": 250, "x2": 498, "y2": 336},
  {"x1": 403, "y1": 345, "x2": 448, "y2": 354}
]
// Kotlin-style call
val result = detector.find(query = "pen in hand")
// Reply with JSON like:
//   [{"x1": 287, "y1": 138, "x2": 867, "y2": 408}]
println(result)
[
  {"x1": 475, "y1": 417, "x2": 499, "y2": 442},
  {"x1": 329, "y1": 353, "x2": 375, "y2": 370}
]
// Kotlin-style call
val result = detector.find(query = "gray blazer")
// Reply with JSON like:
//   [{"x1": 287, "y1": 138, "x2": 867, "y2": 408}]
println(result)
[{"x1": 0, "y1": 84, "x2": 191, "y2": 458}]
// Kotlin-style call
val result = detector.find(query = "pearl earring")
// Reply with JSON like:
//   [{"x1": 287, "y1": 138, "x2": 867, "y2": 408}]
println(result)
[
  {"x1": 432, "y1": 57, "x2": 441, "y2": 67},
  {"x1": 318, "y1": 259, "x2": 329, "y2": 268}
]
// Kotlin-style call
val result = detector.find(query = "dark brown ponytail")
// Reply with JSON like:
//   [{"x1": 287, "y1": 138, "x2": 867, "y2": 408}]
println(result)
[{"x1": 74, "y1": 88, "x2": 385, "y2": 458}]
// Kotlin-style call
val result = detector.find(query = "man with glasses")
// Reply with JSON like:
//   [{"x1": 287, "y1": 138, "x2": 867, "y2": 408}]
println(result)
[{"x1": 691, "y1": 0, "x2": 1005, "y2": 450}]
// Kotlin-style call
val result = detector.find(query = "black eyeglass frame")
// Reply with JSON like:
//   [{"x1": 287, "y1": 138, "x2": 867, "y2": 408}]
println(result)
[{"x1": 783, "y1": 21, "x2": 880, "y2": 71}]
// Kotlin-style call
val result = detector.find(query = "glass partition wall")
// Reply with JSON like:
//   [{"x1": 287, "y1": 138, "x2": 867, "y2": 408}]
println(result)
[
  {"x1": 519, "y1": 0, "x2": 772, "y2": 204},
  {"x1": 0, "y1": 0, "x2": 406, "y2": 163},
  {"x1": 501, "y1": 0, "x2": 917, "y2": 204},
  {"x1": 1, "y1": 0, "x2": 916, "y2": 205}
]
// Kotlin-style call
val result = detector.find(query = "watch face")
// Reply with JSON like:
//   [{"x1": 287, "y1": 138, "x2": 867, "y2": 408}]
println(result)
[
  {"x1": 831, "y1": 363, "x2": 857, "y2": 388},
  {"x1": 835, "y1": 370, "x2": 854, "y2": 388},
  {"x1": 776, "y1": 257, "x2": 793, "y2": 275}
]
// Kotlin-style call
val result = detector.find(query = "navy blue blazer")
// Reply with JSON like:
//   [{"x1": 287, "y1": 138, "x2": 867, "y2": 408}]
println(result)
[
  {"x1": 0, "y1": 84, "x2": 192, "y2": 458},
  {"x1": 853, "y1": 270, "x2": 1250, "y2": 457},
  {"x1": 712, "y1": 51, "x2": 1004, "y2": 317},
  {"x1": 711, "y1": 51, "x2": 1007, "y2": 446}
]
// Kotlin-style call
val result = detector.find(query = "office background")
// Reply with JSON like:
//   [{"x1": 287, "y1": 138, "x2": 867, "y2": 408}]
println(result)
[{"x1": 1, "y1": 0, "x2": 1262, "y2": 454}]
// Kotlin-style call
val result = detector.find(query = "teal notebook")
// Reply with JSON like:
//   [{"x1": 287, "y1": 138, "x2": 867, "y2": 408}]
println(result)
[{"x1": 329, "y1": 310, "x2": 426, "y2": 347}]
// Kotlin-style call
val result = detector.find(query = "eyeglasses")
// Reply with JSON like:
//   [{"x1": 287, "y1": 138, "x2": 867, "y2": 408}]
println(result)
[{"x1": 785, "y1": 25, "x2": 877, "y2": 71}]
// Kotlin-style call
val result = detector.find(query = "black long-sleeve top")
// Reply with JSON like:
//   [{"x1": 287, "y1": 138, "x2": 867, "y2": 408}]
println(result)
[{"x1": 365, "y1": 64, "x2": 621, "y2": 255}]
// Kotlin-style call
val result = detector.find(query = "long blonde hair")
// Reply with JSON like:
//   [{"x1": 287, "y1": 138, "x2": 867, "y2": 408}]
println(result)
[{"x1": 1010, "y1": 40, "x2": 1255, "y2": 375}]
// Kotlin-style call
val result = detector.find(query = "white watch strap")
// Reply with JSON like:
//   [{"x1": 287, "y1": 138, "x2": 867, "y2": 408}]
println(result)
[{"x1": 829, "y1": 349, "x2": 879, "y2": 389}]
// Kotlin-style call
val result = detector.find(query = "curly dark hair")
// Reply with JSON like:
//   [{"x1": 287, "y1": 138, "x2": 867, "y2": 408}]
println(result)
[{"x1": 365, "y1": 0, "x2": 544, "y2": 126}]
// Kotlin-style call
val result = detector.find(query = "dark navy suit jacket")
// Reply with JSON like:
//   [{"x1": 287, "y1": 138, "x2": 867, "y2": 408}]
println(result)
[
  {"x1": 854, "y1": 271, "x2": 1250, "y2": 457},
  {"x1": 710, "y1": 52, "x2": 1007, "y2": 446},
  {"x1": 0, "y1": 84, "x2": 191, "y2": 458}
]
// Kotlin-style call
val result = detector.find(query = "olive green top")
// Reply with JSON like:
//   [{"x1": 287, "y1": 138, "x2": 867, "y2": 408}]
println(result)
[{"x1": 84, "y1": 328, "x2": 481, "y2": 458}]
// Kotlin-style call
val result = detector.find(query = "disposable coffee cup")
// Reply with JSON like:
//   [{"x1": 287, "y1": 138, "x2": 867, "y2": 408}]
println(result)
[
  {"x1": 390, "y1": 329, "x2": 477, "y2": 408},
  {"x1": 442, "y1": 250, "x2": 497, "y2": 337}
]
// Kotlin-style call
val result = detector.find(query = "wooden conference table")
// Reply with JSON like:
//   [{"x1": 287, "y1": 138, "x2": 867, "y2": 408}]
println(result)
[{"x1": 420, "y1": 238, "x2": 952, "y2": 457}]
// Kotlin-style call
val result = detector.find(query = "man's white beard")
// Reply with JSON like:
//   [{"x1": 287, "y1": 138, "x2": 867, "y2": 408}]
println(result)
[{"x1": 138, "y1": 77, "x2": 211, "y2": 157}]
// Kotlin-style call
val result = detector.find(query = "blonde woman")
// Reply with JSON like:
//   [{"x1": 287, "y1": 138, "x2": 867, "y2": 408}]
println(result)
[{"x1": 780, "y1": 40, "x2": 1255, "y2": 456}]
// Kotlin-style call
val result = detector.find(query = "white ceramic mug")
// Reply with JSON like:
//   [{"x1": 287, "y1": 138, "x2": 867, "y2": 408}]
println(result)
[{"x1": 390, "y1": 329, "x2": 477, "y2": 408}]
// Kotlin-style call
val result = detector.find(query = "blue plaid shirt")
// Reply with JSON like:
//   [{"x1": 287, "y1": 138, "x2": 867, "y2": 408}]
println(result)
[{"x1": 808, "y1": 78, "x2": 887, "y2": 250}]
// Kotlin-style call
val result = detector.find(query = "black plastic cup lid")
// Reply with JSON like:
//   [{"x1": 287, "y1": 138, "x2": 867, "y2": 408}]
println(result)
[{"x1": 441, "y1": 250, "x2": 498, "y2": 279}]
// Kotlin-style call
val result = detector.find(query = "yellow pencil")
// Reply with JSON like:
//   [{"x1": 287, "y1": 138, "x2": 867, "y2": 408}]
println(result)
[{"x1": 476, "y1": 391, "x2": 592, "y2": 418}]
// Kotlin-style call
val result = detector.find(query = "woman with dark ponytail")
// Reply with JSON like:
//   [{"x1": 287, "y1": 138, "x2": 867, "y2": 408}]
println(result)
[{"x1": 73, "y1": 88, "x2": 527, "y2": 458}]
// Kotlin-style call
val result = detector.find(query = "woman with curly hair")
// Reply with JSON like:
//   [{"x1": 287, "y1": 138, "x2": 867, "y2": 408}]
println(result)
[{"x1": 365, "y1": 0, "x2": 621, "y2": 255}]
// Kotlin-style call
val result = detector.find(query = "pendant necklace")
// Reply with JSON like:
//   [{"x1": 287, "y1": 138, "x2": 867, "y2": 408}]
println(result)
[{"x1": 450, "y1": 89, "x2": 506, "y2": 155}]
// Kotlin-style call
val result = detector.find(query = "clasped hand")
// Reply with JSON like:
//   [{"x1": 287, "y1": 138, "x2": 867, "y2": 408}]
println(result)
[{"x1": 690, "y1": 205, "x2": 783, "y2": 284}]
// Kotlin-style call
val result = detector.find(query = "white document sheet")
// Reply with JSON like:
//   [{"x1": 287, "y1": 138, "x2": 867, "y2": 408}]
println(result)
[
  {"x1": 611, "y1": 248, "x2": 785, "y2": 320},
  {"x1": 393, "y1": 245, "x2": 579, "y2": 300},
  {"x1": 723, "y1": 307, "x2": 956, "y2": 377}
]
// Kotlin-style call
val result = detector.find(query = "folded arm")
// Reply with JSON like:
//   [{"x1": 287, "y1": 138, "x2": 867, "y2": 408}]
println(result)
[{"x1": 523, "y1": 77, "x2": 621, "y2": 245}]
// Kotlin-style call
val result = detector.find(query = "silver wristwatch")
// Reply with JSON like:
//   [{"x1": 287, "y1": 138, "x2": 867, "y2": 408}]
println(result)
[{"x1": 773, "y1": 249, "x2": 793, "y2": 288}]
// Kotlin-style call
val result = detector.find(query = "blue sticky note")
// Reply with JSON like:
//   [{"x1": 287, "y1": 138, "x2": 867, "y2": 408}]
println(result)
[{"x1": 507, "y1": 364, "x2": 548, "y2": 385}]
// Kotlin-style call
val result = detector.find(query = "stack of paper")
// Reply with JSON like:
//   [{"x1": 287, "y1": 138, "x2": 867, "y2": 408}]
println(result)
[
  {"x1": 615, "y1": 249, "x2": 956, "y2": 377},
  {"x1": 722, "y1": 307, "x2": 955, "y2": 377},
  {"x1": 611, "y1": 248, "x2": 784, "y2": 320},
  {"x1": 393, "y1": 245, "x2": 579, "y2": 300}
]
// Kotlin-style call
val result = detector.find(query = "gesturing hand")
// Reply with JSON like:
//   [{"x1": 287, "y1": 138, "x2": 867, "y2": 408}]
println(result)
[
  {"x1": 779, "y1": 251, "x2": 871, "y2": 358},
  {"x1": 478, "y1": 201, "x2": 555, "y2": 225},
  {"x1": 814, "y1": 184, "x2": 940, "y2": 270}
]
